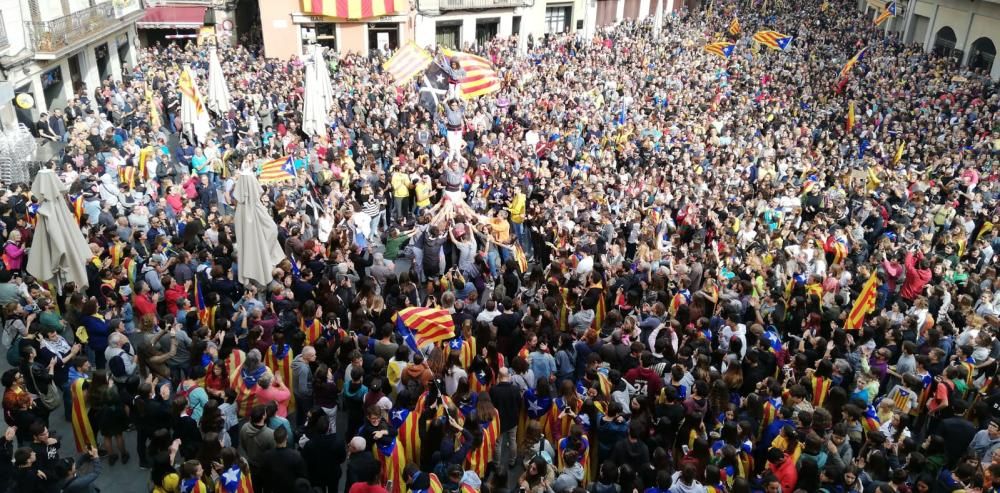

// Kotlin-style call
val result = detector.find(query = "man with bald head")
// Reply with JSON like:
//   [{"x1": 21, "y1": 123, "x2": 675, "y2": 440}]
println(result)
[
  {"x1": 291, "y1": 345, "x2": 317, "y2": 427},
  {"x1": 489, "y1": 367, "x2": 522, "y2": 469}
]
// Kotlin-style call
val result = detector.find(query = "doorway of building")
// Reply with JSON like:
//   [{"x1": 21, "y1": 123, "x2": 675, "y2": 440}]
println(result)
[
  {"x1": 368, "y1": 23, "x2": 400, "y2": 54},
  {"x1": 436, "y1": 22, "x2": 461, "y2": 48},
  {"x1": 968, "y1": 37, "x2": 996, "y2": 73},
  {"x1": 475, "y1": 18, "x2": 499, "y2": 47},
  {"x1": 95, "y1": 42, "x2": 110, "y2": 82}
]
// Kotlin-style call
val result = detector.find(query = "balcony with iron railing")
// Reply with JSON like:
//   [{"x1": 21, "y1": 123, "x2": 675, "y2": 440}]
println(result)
[
  {"x1": 26, "y1": 2, "x2": 116, "y2": 54},
  {"x1": 437, "y1": 0, "x2": 529, "y2": 10},
  {"x1": 0, "y1": 12, "x2": 9, "y2": 50}
]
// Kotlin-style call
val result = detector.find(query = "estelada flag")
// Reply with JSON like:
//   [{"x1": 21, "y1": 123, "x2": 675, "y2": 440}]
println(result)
[
  {"x1": 264, "y1": 343, "x2": 296, "y2": 414},
  {"x1": 705, "y1": 42, "x2": 736, "y2": 59},
  {"x1": 752, "y1": 31, "x2": 794, "y2": 51},
  {"x1": 839, "y1": 47, "x2": 867, "y2": 80},
  {"x1": 466, "y1": 410, "x2": 500, "y2": 477},
  {"x1": 216, "y1": 464, "x2": 253, "y2": 493},
  {"x1": 393, "y1": 307, "x2": 455, "y2": 352},
  {"x1": 441, "y1": 48, "x2": 501, "y2": 99},
  {"x1": 257, "y1": 155, "x2": 295, "y2": 184},
  {"x1": 300, "y1": 0, "x2": 397, "y2": 19},
  {"x1": 874, "y1": 1, "x2": 896, "y2": 26},
  {"x1": 383, "y1": 42, "x2": 432, "y2": 86},
  {"x1": 845, "y1": 272, "x2": 878, "y2": 330}
]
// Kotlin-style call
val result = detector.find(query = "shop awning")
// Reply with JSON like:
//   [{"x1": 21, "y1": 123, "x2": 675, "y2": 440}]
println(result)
[{"x1": 137, "y1": 6, "x2": 207, "y2": 29}]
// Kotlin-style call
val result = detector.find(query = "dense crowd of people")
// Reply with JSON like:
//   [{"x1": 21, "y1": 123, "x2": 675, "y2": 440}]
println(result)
[{"x1": 2, "y1": 0, "x2": 1000, "y2": 492}]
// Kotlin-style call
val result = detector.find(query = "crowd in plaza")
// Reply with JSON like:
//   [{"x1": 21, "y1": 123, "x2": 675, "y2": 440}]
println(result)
[{"x1": 2, "y1": 0, "x2": 1000, "y2": 491}]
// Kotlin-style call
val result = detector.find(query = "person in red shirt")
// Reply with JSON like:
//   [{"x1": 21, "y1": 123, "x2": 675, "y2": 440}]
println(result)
[
  {"x1": 624, "y1": 351, "x2": 663, "y2": 400},
  {"x1": 900, "y1": 251, "x2": 932, "y2": 303},
  {"x1": 162, "y1": 276, "x2": 187, "y2": 317},
  {"x1": 133, "y1": 281, "x2": 159, "y2": 323},
  {"x1": 766, "y1": 447, "x2": 798, "y2": 493}
]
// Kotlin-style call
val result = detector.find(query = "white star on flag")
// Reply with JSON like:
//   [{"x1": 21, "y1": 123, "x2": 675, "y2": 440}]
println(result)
[
  {"x1": 392, "y1": 409, "x2": 404, "y2": 422},
  {"x1": 527, "y1": 399, "x2": 542, "y2": 414},
  {"x1": 222, "y1": 467, "x2": 240, "y2": 486}
]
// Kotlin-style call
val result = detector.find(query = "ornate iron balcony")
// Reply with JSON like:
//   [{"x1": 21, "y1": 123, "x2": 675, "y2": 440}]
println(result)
[
  {"x1": 438, "y1": 0, "x2": 528, "y2": 10},
  {"x1": 25, "y1": 2, "x2": 117, "y2": 53}
]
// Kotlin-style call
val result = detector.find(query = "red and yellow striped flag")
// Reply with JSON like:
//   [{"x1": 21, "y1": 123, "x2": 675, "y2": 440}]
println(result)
[
  {"x1": 257, "y1": 155, "x2": 296, "y2": 184},
  {"x1": 70, "y1": 379, "x2": 96, "y2": 453},
  {"x1": 398, "y1": 408, "x2": 422, "y2": 466},
  {"x1": 874, "y1": 1, "x2": 896, "y2": 26},
  {"x1": 704, "y1": 41, "x2": 736, "y2": 59},
  {"x1": 846, "y1": 101, "x2": 856, "y2": 132},
  {"x1": 393, "y1": 307, "x2": 456, "y2": 348},
  {"x1": 728, "y1": 18, "x2": 741, "y2": 35},
  {"x1": 300, "y1": 0, "x2": 397, "y2": 19},
  {"x1": 466, "y1": 410, "x2": 500, "y2": 477},
  {"x1": 300, "y1": 317, "x2": 323, "y2": 346},
  {"x1": 839, "y1": 47, "x2": 867, "y2": 80},
  {"x1": 264, "y1": 344, "x2": 296, "y2": 414},
  {"x1": 376, "y1": 439, "x2": 407, "y2": 493},
  {"x1": 752, "y1": 31, "x2": 794, "y2": 51},
  {"x1": 383, "y1": 42, "x2": 432, "y2": 86},
  {"x1": 845, "y1": 272, "x2": 878, "y2": 330},
  {"x1": 441, "y1": 48, "x2": 501, "y2": 99}
]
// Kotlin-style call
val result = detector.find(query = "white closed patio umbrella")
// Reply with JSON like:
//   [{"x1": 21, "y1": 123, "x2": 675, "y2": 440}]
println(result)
[
  {"x1": 206, "y1": 48, "x2": 232, "y2": 116},
  {"x1": 302, "y1": 45, "x2": 334, "y2": 137},
  {"x1": 233, "y1": 171, "x2": 285, "y2": 287},
  {"x1": 26, "y1": 169, "x2": 93, "y2": 292}
]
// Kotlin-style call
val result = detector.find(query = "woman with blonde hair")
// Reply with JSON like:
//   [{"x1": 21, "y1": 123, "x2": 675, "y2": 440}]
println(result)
[{"x1": 2, "y1": 230, "x2": 26, "y2": 272}]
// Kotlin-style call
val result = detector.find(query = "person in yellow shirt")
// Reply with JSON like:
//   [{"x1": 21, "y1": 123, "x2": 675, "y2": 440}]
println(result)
[
  {"x1": 507, "y1": 186, "x2": 527, "y2": 251},
  {"x1": 414, "y1": 175, "x2": 433, "y2": 216},
  {"x1": 390, "y1": 166, "x2": 412, "y2": 222}
]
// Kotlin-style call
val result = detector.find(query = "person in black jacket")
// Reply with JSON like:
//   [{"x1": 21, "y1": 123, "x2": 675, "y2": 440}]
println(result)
[
  {"x1": 301, "y1": 413, "x2": 346, "y2": 493},
  {"x1": 133, "y1": 380, "x2": 172, "y2": 468},
  {"x1": 0, "y1": 426, "x2": 16, "y2": 493},
  {"x1": 345, "y1": 436, "x2": 379, "y2": 487},
  {"x1": 258, "y1": 426, "x2": 308, "y2": 493},
  {"x1": 489, "y1": 368, "x2": 522, "y2": 468}
]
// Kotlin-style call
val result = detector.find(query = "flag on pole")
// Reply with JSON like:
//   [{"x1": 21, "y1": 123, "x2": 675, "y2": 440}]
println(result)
[
  {"x1": 299, "y1": 0, "x2": 398, "y2": 19},
  {"x1": 845, "y1": 272, "x2": 878, "y2": 330},
  {"x1": 257, "y1": 156, "x2": 296, "y2": 184},
  {"x1": 194, "y1": 277, "x2": 216, "y2": 330},
  {"x1": 752, "y1": 31, "x2": 794, "y2": 51},
  {"x1": 393, "y1": 307, "x2": 456, "y2": 352},
  {"x1": 839, "y1": 47, "x2": 868, "y2": 80},
  {"x1": 846, "y1": 101, "x2": 856, "y2": 132},
  {"x1": 383, "y1": 42, "x2": 432, "y2": 86},
  {"x1": 441, "y1": 48, "x2": 501, "y2": 99},
  {"x1": 71, "y1": 195, "x2": 84, "y2": 224},
  {"x1": 418, "y1": 62, "x2": 449, "y2": 114},
  {"x1": 705, "y1": 41, "x2": 737, "y2": 59},
  {"x1": 874, "y1": 1, "x2": 896, "y2": 26},
  {"x1": 728, "y1": 18, "x2": 741, "y2": 35}
]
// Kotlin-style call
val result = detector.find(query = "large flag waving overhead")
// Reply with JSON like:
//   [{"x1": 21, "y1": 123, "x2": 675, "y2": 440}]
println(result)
[
  {"x1": 441, "y1": 48, "x2": 501, "y2": 99},
  {"x1": 394, "y1": 307, "x2": 455, "y2": 352},
  {"x1": 839, "y1": 47, "x2": 868, "y2": 80},
  {"x1": 705, "y1": 42, "x2": 736, "y2": 59},
  {"x1": 728, "y1": 18, "x2": 741, "y2": 36},
  {"x1": 300, "y1": 0, "x2": 397, "y2": 19},
  {"x1": 874, "y1": 1, "x2": 896, "y2": 26},
  {"x1": 752, "y1": 31, "x2": 794, "y2": 51},
  {"x1": 845, "y1": 272, "x2": 878, "y2": 329},
  {"x1": 383, "y1": 42, "x2": 432, "y2": 86},
  {"x1": 257, "y1": 156, "x2": 296, "y2": 184},
  {"x1": 418, "y1": 63, "x2": 449, "y2": 114},
  {"x1": 179, "y1": 66, "x2": 211, "y2": 143}
]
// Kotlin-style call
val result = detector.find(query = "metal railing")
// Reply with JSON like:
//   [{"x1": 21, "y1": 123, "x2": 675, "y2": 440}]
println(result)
[
  {"x1": 25, "y1": 2, "x2": 116, "y2": 53},
  {"x1": 438, "y1": 0, "x2": 527, "y2": 10},
  {"x1": 0, "y1": 11, "x2": 8, "y2": 49}
]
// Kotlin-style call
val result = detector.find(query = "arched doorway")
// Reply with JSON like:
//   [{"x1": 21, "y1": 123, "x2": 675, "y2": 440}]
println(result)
[
  {"x1": 968, "y1": 37, "x2": 996, "y2": 73},
  {"x1": 933, "y1": 26, "x2": 959, "y2": 59}
]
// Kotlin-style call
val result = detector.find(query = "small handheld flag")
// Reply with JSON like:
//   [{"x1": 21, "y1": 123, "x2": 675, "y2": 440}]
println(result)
[
  {"x1": 257, "y1": 156, "x2": 295, "y2": 184},
  {"x1": 893, "y1": 142, "x2": 905, "y2": 165},
  {"x1": 752, "y1": 31, "x2": 794, "y2": 51},
  {"x1": 705, "y1": 42, "x2": 737, "y2": 59},
  {"x1": 874, "y1": 1, "x2": 896, "y2": 26},
  {"x1": 728, "y1": 18, "x2": 741, "y2": 36}
]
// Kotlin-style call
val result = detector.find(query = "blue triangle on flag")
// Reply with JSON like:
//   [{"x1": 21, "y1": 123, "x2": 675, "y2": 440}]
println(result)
[
  {"x1": 281, "y1": 157, "x2": 295, "y2": 175},
  {"x1": 722, "y1": 45, "x2": 735, "y2": 58},
  {"x1": 777, "y1": 37, "x2": 793, "y2": 50}
]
